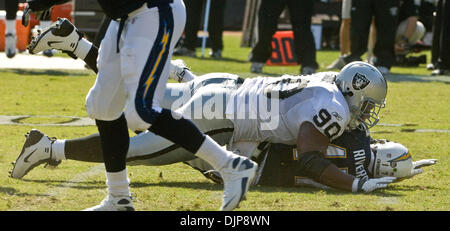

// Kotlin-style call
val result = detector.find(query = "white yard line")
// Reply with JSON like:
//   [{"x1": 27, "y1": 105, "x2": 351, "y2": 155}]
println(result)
[{"x1": 0, "y1": 53, "x2": 86, "y2": 70}]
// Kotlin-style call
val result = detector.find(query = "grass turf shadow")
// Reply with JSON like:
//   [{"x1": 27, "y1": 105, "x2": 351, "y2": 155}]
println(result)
[{"x1": 2, "y1": 69, "x2": 92, "y2": 77}]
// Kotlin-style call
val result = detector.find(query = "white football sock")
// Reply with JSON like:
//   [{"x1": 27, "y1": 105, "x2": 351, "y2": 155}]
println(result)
[
  {"x1": 6, "y1": 20, "x2": 16, "y2": 35},
  {"x1": 106, "y1": 169, "x2": 131, "y2": 197},
  {"x1": 195, "y1": 136, "x2": 236, "y2": 170},
  {"x1": 52, "y1": 139, "x2": 66, "y2": 160},
  {"x1": 73, "y1": 38, "x2": 92, "y2": 59}
]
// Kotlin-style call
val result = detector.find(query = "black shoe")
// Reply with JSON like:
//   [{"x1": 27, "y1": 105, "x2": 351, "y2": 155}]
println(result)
[
  {"x1": 210, "y1": 50, "x2": 222, "y2": 59},
  {"x1": 300, "y1": 66, "x2": 316, "y2": 75},
  {"x1": 173, "y1": 47, "x2": 196, "y2": 57},
  {"x1": 43, "y1": 49, "x2": 54, "y2": 57},
  {"x1": 431, "y1": 68, "x2": 450, "y2": 76}
]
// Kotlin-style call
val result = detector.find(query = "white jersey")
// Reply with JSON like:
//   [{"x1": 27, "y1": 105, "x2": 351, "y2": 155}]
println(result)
[{"x1": 225, "y1": 72, "x2": 351, "y2": 144}]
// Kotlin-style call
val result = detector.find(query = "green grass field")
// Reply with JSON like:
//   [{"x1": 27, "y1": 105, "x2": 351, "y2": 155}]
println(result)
[{"x1": 0, "y1": 34, "x2": 449, "y2": 211}]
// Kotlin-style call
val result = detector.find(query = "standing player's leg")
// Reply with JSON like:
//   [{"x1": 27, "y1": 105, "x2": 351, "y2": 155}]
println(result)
[
  {"x1": 207, "y1": 0, "x2": 226, "y2": 59},
  {"x1": 372, "y1": 0, "x2": 399, "y2": 72},
  {"x1": 287, "y1": 0, "x2": 319, "y2": 74},
  {"x1": 433, "y1": 0, "x2": 450, "y2": 75},
  {"x1": 174, "y1": 0, "x2": 202, "y2": 57},
  {"x1": 84, "y1": 18, "x2": 134, "y2": 211},
  {"x1": 327, "y1": 0, "x2": 351, "y2": 70},
  {"x1": 5, "y1": 0, "x2": 18, "y2": 58},
  {"x1": 343, "y1": 0, "x2": 372, "y2": 64},
  {"x1": 249, "y1": 0, "x2": 287, "y2": 73},
  {"x1": 122, "y1": 0, "x2": 257, "y2": 211}
]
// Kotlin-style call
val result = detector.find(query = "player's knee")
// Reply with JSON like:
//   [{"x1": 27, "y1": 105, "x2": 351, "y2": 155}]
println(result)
[
  {"x1": 86, "y1": 105, "x2": 122, "y2": 121},
  {"x1": 124, "y1": 106, "x2": 152, "y2": 132},
  {"x1": 85, "y1": 92, "x2": 122, "y2": 121}
]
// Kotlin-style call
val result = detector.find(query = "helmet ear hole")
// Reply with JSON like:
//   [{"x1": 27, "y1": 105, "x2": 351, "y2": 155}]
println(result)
[{"x1": 342, "y1": 91, "x2": 354, "y2": 97}]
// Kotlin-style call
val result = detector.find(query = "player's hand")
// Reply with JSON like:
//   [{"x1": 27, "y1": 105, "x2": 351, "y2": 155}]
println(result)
[
  {"x1": 399, "y1": 159, "x2": 438, "y2": 180},
  {"x1": 22, "y1": 0, "x2": 53, "y2": 26},
  {"x1": 357, "y1": 177, "x2": 396, "y2": 193}
]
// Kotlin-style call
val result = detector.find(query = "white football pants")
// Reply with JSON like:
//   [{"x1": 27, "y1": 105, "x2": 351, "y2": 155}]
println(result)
[{"x1": 85, "y1": 0, "x2": 186, "y2": 131}]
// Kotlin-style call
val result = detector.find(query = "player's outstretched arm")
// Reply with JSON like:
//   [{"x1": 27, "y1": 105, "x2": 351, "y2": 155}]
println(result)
[
  {"x1": 296, "y1": 122, "x2": 396, "y2": 193},
  {"x1": 296, "y1": 122, "x2": 354, "y2": 191}
]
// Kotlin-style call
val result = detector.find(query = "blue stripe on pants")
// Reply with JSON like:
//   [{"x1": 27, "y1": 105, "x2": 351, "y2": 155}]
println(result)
[{"x1": 135, "y1": 4, "x2": 174, "y2": 125}]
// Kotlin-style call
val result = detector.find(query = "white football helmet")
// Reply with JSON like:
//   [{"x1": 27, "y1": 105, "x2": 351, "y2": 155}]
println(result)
[
  {"x1": 371, "y1": 141, "x2": 413, "y2": 178},
  {"x1": 335, "y1": 62, "x2": 387, "y2": 129}
]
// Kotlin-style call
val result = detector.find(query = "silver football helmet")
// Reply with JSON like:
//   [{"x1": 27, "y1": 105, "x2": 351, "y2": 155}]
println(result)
[
  {"x1": 371, "y1": 141, "x2": 413, "y2": 178},
  {"x1": 335, "y1": 61, "x2": 387, "y2": 129}
]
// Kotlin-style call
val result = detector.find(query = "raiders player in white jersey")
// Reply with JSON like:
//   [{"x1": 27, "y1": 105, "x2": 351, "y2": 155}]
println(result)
[{"x1": 11, "y1": 56, "x2": 399, "y2": 194}]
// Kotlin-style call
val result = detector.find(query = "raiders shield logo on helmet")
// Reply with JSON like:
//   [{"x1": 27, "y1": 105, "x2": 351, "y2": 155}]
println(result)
[{"x1": 352, "y1": 73, "x2": 370, "y2": 90}]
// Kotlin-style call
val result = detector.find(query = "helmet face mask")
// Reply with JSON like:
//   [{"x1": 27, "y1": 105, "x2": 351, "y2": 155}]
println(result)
[
  {"x1": 357, "y1": 98, "x2": 385, "y2": 128},
  {"x1": 336, "y1": 61, "x2": 387, "y2": 130},
  {"x1": 371, "y1": 141, "x2": 413, "y2": 178}
]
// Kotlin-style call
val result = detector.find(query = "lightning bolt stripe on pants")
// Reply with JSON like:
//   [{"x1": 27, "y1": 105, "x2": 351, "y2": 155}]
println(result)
[{"x1": 135, "y1": 4, "x2": 174, "y2": 125}]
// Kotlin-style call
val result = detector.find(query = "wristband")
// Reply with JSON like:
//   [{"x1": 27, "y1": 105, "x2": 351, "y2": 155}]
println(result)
[{"x1": 352, "y1": 177, "x2": 369, "y2": 193}]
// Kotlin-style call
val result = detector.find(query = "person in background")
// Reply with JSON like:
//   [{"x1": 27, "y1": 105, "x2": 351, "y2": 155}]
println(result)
[
  {"x1": 4, "y1": 0, "x2": 55, "y2": 58},
  {"x1": 367, "y1": 0, "x2": 425, "y2": 67},
  {"x1": 430, "y1": 0, "x2": 450, "y2": 75},
  {"x1": 174, "y1": 0, "x2": 227, "y2": 59},
  {"x1": 340, "y1": 0, "x2": 400, "y2": 75},
  {"x1": 249, "y1": 0, "x2": 319, "y2": 75},
  {"x1": 4, "y1": 0, "x2": 19, "y2": 58},
  {"x1": 327, "y1": 0, "x2": 352, "y2": 70}
]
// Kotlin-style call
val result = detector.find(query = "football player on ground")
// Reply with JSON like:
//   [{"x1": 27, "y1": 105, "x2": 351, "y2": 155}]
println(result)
[
  {"x1": 15, "y1": 18, "x2": 401, "y2": 198},
  {"x1": 192, "y1": 136, "x2": 437, "y2": 189},
  {"x1": 10, "y1": 69, "x2": 437, "y2": 192},
  {"x1": 21, "y1": 0, "x2": 259, "y2": 211}
]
